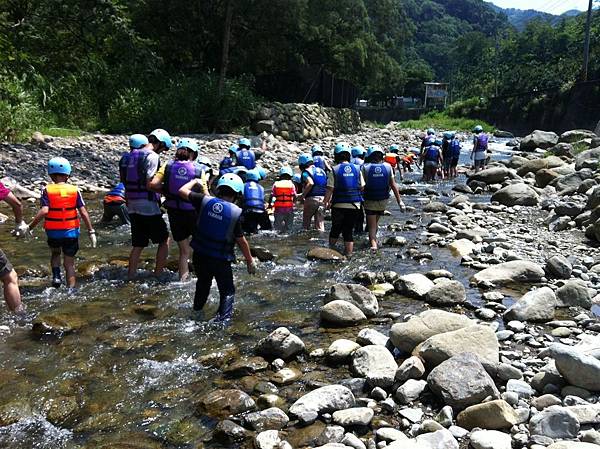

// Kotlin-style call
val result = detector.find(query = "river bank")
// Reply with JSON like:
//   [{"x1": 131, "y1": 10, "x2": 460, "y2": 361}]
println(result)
[{"x1": 0, "y1": 127, "x2": 599, "y2": 449}]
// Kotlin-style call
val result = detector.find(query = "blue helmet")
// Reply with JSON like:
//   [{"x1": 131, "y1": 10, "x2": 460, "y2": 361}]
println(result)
[
  {"x1": 443, "y1": 131, "x2": 455, "y2": 140},
  {"x1": 228, "y1": 144, "x2": 238, "y2": 154},
  {"x1": 279, "y1": 166, "x2": 294, "y2": 178},
  {"x1": 311, "y1": 144, "x2": 323, "y2": 156},
  {"x1": 177, "y1": 138, "x2": 199, "y2": 153},
  {"x1": 220, "y1": 158, "x2": 233, "y2": 170},
  {"x1": 48, "y1": 157, "x2": 72, "y2": 176},
  {"x1": 426, "y1": 128, "x2": 435, "y2": 136},
  {"x1": 238, "y1": 137, "x2": 251, "y2": 148},
  {"x1": 473, "y1": 125, "x2": 483, "y2": 133},
  {"x1": 367, "y1": 145, "x2": 384, "y2": 158},
  {"x1": 257, "y1": 166, "x2": 267, "y2": 180},
  {"x1": 351, "y1": 146, "x2": 366, "y2": 157},
  {"x1": 334, "y1": 142, "x2": 351, "y2": 155},
  {"x1": 129, "y1": 134, "x2": 148, "y2": 149},
  {"x1": 149, "y1": 129, "x2": 172, "y2": 149},
  {"x1": 292, "y1": 174, "x2": 301, "y2": 184},
  {"x1": 246, "y1": 169, "x2": 260, "y2": 182},
  {"x1": 389, "y1": 144, "x2": 400, "y2": 153},
  {"x1": 217, "y1": 173, "x2": 244, "y2": 193},
  {"x1": 434, "y1": 139, "x2": 443, "y2": 146},
  {"x1": 197, "y1": 155, "x2": 211, "y2": 167},
  {"x1": 234, "y1": 166, "x2": 248, "y2": 175},
  {"x1": 298, "y1": 153, "x2": 313, "y2": 166}
]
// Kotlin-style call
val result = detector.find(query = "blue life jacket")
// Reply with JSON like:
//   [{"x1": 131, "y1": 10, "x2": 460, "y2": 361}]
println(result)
[
  {"x1": 163, "y1": 161, "x2": 202, "y2": 211},
  {"x1": 424, "y1": 146, "x2": 440, "y2": 162},
  {"x1": 351, "y1": 157, "x2": 364, "y2": 167},
  {"x1": 107, "y1": 182, "x2": 126, "y2": 199},
  {"x1": 332, "y1": 163, "x2": 363, "y2": 204},
  {"x1": 123, "y1": 148, "x2": 159, "y2": 202},
  {"x1": 475, "y1": 134, "x2": 489, "y2": 152},
  {"x1": 450, "y1": 138, "x2": 461, "y2": 158},
  {"x1": 243, "y1": 181, "x2": 265, "y2": 211},
  {"x1": 362, "y1": 163, "x2": 391, "y2": 201},
  {"x1": 236, "y1": 149, "x2": 256, "y2": 170},
  {"x1": 313, "y1": 155, "x2": 328, "y2": 171},
  {"x1": 303, "y1": 166, "x2": 328, "y2": 197},
  {"x1": 423, "y1": 136, "x2": 435, "y2": 147},
  {"x1": 191, "y1": 196, "x2": 242, "y2": 261}
]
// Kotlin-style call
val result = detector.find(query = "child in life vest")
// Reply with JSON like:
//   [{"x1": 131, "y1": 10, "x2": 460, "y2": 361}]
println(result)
[
  {"x1": 178, "y1": 173, "x2": 256, "y2": 323},
  {"x1": 101, "y1": 182, "x2": 130, "y2": 225},
  {"x1": 269, "y1": 166, "x2": 297, "y2": 232},
  {"x1": 28, "y1": 157, "x2": 96, "y2": 289}
]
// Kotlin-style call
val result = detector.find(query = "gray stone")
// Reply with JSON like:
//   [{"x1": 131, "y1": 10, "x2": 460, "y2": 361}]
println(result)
[
  {"x1": 332, "y1": 407, "x2": 374, "y2": 427},
  {"x1": 327, "y1": 339, "x2": 361, "y2": 362},
  {"x1": 506, "y1": 379, "x2": 534, "y2": 399},
  {"x1": 356, "y1": 328, "x2": 389, "y2": 347},
  {"x1": 469, "y1": 430, "x2": 511, "y2": 449},
  {"x1": 321, "y1": 301, "x2": 367, "y2": 326},
  {"x1": 546, "y1": 255, "x2": 573, "y2": 280},
  {"x1": 308, "y1": 247, "x2": 346, "y2": 262},
  {"x1": 503, "y1": 287, "x2": 557, "y2": 322},
  {"x1": 395, "y1": 274, "x2": 435, "y2": 298},
  {"x1": 456, "y1": 400, "x2": 518, "y2": 430},
  {"x1": 548, "y1": 442, "x2": 600, "y2": 449},
  {"x1": 395, "y1": 356, "x2": 426, "y2": 383},
  {"x1": 255, "y1": 430, "x2": 292, "y2": 449},
  {"x1": 351, "y1": 345, "x2": 397, "y2": 388},
  {"x1": 256, "y1": 327, "x2": 305, "y2": 360},
  {"x1": 424, "y1": 280, "x2": 466, "y2": 306},
  {"x1": 491, "y1": 183, "x2": 539, "y2": 207},
  {"x1": 244, "y1": 407, "x2": 289, "y2": 431},
  {"x1": 341, "y1": 433, "x2": 366, "y2": 449},
  {"x1": 289, "y1": 385, "x2": 356, "y2": 424},
  {"x1": 520, "y1": 130, "x2": 559, "y2": 151},
  {"x1": 395, "y1": 379, "x2": 427, "y2": 404},
  {"x1": 327, "y1": 284, "x2": 379, "y2": 318},
  {"x1": 529, "y1": 406, "x2": 580, "y2": 439},
  {"x1": 468, "y1": 167, "x2": 519, "y2": 185},
  {"x1": 555, "y1": 280, "x2": 592, "y2": 308},
  {"x1": 376, "y1": 427, "x2": 408, "y2": 442},
  {"x1": 471, "y1": 260, "x2": 545, "y2": 287},
  {"x1": 566, "y1": 404, "x2": 600, "y2": 424},
  {"x1": 415, "y1": 429, "x2": 458, "y2": 449},
  {"x1": 549, "y1": 343, "x2": 600, "y2": 391}
]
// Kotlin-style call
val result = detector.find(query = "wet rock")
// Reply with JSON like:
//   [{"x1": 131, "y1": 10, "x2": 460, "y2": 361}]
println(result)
[
  {"x1": 424, "y1": 279, "x2": 466, "y2": 306},
  {"x1": 384, "y1": 236, "x2": 407, "y2": 247},
  {"x1": 548, "y1": 343, "x2": 600, "y2": 391},
  {"x1": 356, "y1": 328, "x2": 389, "y2": 347},
  {"x1": 471, "y1": 260, "x2": 545, "y2": 287},
  {"x1": 327, "y1": 284, "x2": 379, "y2": 318},
  {"x1": 390, "y1": 310, "x2": 474, "y2": 353},
  {"x1": 270, "y1": 367, "x2": 302, "y2": 386},
  {"x1": 31, "y1": 312, "x2": 87, "y2": 337},
  {"x1": 428, "y1": 222, "x2": 452, "y2": 234},
  {"x1": 327, "y1": 339, "x2": 361, "y2": 362},
  {"x1": 244, "y1": 407, "x2": 289, "y2": 431},
  {"x1": 351, "y1": 345, "x2": 397, "y2": 388},
  {"x1": 341, "y1": 433, "x2": 366, "y2": 449},
  {"x1": 448, "y1": 239, "x2": 475, "y2": 257},
  {"x1": 224, "y1": 356, "x2": 269, "y2": 377},
  {"x1": 427, "y1": 353, "x2": 499, "y2": 410},
  {"x1": 255, "y1": 430, "x2": 292, "y2": 449},
  {"x1": 418, "y1": 325, "x2": 500, "y2": 368},
  {"x1": 516, "y1": 156, "x2": 564, "y2": 176},
  {"x1": 395, "y1": 379, "x2": 427, "y2": 404},
  {"x1": 504, "y1": 287, "x2": 557, "y2": 322},
  {"x1": 529, "y1": 406, "x2": 580, "y2": 439},
  {"x1": 213, "y1": 419, "x2": 249, "y2": 443},
  {"x1": 251, "y1": 246, "x2": 276, "y2": 262},
  {"x1": 256, "y1": 327, "x2": 305, "y2": 360},
  {"x1": 45, "y1": 396, "x2": 79, "y2": 426},
  {"x1": 376, "y1": 427, "x2": 408, "y2": 443},
  {"x1": 286, "y1": 421, "x2": 328, "y2": 447},
  {"x1": 164, "y1": 417, "x2": 207, "y2": 446},
  {"x1": 394, "y1": 273, "x2": 434, "y2": 298},
  {"x1": 423, "y1": 202, "x2": 449, "y2": 213},
  {"x1": 332, "y1": 407, "x2": 374, "y2": 427},
  {"x1": 467, "y1": 167, "x2": 519, "y2": 185},
  {"x1": 196, "y1": 389, "x2": 256, "y2": 418},
  {"x1": 520, "y1": 130, "x2": 559, "y2": 151},
  {"x1": 395, "y1": 356, "x2": 426, "y2": 383},
  {"x1": 82, "y1": 433, "x2": 165, "y2": 449},
  {"x1": 546, "y1": 255, "x2": 573, "y2": 279},
  {"x1": 491, "y1": 183, "x2": 539, "y2": 206},
  {"x1": 469, "y1": 430, "x2": 511, "y2": 449},
  {"x1": 289, "y1": 385, "x2": 355, "y2": 424},
  {"x1": 257, "y1": 394, "x2": 287, "y2": 410},
  {"x1": 74, "y1": 412, "x2": 121, "y2": 432},
  {"x1": 0, "y1": 400, "x2": 31, "y2": 426},
  {"x1": 308, "y1": 247, "x2": 346, "y2": 262},
  {"x1": 321, "y1": 300, "x2": 367, "y2": 326},
  {"x1": 555, "y1": 280, "x2": 592, "y2": 308},
  {"x1": 456, "y1": 400, "x2": 518, "y2": 430}
]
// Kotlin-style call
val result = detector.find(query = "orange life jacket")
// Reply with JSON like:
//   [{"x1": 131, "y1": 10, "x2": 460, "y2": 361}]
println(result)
[
  {"x1": 384, "y1": 153, "x2": 398, "y2": 168},
  {"x1": 103, "y1": 194, "x2": 125, "y2": 205},
  {"x1": 272, "y1": 180, "x2": 295, "y2": 210},
  {"x1": 44, "y1": 184, "x2": 80, "y2": 231}
]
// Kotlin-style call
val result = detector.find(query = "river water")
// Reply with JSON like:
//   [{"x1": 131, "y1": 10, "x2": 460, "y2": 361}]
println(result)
[{"x1": 0, "y1": 142, "x2": 513, "y2": 448}]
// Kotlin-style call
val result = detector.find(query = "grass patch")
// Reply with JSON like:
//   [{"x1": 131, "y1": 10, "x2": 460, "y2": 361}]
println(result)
[
  {"x1": 397, "y1": 112, "x2": 494, "y2": 133},
  {"x1": 40, "y1": 127, "x2": 86, "y2": 138},
  {"x1": 572, "y1": 141, "x2": 589, "y2": 155}
]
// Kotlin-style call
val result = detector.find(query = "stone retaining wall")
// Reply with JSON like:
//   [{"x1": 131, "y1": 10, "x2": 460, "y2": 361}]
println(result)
[{"x1": 250, "y1": 102, "x2": 361, "y2": 142}]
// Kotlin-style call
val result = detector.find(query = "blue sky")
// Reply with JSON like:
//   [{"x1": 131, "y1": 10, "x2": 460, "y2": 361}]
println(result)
[{"x1": 487, "y1": 0, "x2": 588, "y2": 14}]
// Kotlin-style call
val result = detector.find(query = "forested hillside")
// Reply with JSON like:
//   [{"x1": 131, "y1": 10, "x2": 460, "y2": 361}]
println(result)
[{"x1": 0, "y1": 0, "x2": 598, "y2": 139}]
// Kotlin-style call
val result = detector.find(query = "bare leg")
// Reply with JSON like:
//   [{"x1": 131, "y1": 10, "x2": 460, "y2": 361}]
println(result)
[
  {"x1": 177, "y1": 239, "x2": 191, "y2": 281},
  {"x1": 128, "y1": 247, "x2": 144, "y2": 280},
  {"x1": 154, "y1": 239, "x2": 169, "y2": 277},
  {"x1": 64, "y1": 256, "x2": 76, "y2": 288},
  {"x1": 302, "y1": 203, "x2": 311, "y2": 230},
  {"x1": 367, "y1": 215, "x2": 379, "y2": 249},
  {"x1": 344, "y1": 241, "x2": 354, "y2": 257},
  {"x1": 2, "y1": 270, "x2": 23, "y2": 312}
]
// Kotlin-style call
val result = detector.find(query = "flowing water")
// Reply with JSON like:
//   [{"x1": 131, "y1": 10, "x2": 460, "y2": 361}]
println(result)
[{"x1": 0, "y1": 142, "x2": 514, "y2": 448}]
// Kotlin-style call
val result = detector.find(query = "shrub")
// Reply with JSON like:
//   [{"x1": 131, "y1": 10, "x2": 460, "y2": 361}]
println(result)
[{"x1": 0, "y1": 73, "x2": 48, "y2": 142}]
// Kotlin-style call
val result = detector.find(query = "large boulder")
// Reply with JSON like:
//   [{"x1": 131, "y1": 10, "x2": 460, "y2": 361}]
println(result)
[
  {"x1": 560, "y1": 129, "x2": 596, "y2": 144},
  {"x1": 503, "y1": 287, "x2": 557, "y2": 322},
  {"x1": 545, "y1": 255, "x2": 573, "y2": 279},
  {"x1": 467, "y1": 167, "x2": 519, "y2": 185},
  {"x1": 289, "y1": 385, "x2": 355, "y2": 424},
  {"x1": 326, "y1": 284, "x2": 379, "y2": 317},
  {"x1": 548, "y1": 344, "x2": 600, "y2": 391},
  {"x1": 390, "y1": 310, "x2": 474, "y2": 353},
  {"x1": 587, "y1": 187, "x2": 600, "y2": 210},
  {"x1": 471, "y1": 260, "x2": 545, "y2": 287},
  {"x1": 536, "y1": 168, "x2": 561, "y2": 188},
  {"x1": 417, "y1": 325, "x2": 500, "y2": 367},
  {"x1": 255, "y1": 327, "x2": 305, "y2": 360},
  {"x1": 424, "y1": 279, "x2": 466, "y2": 306},
  {"x1": 520, "y1": 130, "x2": 559, "y2": 151},
  {"x1": 457, "y1": 400, "x2": 519, "y2": 430},
  {"x1": 555, "y1": 171, "x2": 593, "y2": 194},
  {"x1": 576, "y1": 147, "x2": 600, "y2": 170},
  {"x1": 556, "y1": 280, "x2": 592, "y2": 308},
  {"x1": 394, "y1": 273, "x2": 434, "y2": 298},
  {"x1": 491, "y1": 183, "x2": 539, "y2": 207},
  {"x1": 321, "y1": 300, "x2": 367, "y2": 326},
  {"x1": 351, "y1": 345, "x2": 397, "y2": 388},
  {"x1": 516, "y1": 156, "x2": 564, "y2": 177},
  {"x1": 427, "y1": 353, "x2": 499, "y2": 410}
]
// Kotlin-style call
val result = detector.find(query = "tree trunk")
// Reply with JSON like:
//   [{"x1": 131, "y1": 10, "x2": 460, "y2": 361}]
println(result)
[{"x1": 217, "y1": 0, "x2": 233, "y2": 97}]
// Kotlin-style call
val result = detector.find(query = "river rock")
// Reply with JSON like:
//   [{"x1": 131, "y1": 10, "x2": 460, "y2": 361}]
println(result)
[
  {"x1": 327, "y1": 339, "x2": 361, "y2": 362},
  {"x1": 520, "y1": 130, "x2": 559, "y2": 151},
  {"x1": 244, "y1": 407, "x2": 289, "y2": 431},
  {"x1": 31, "y1": 312, "x2": 87, "y2": 337},
  {"x1": 536, "y1": 168, "x2": 561, "y2": 188},
  {"x1": 548, "y1": 443, "x2": 600, "y2": 449},
  {"x1": 396, "y1": 356, "x2": 426, "y2": 383},
  {"x1": 555, "y1": 280, "x2": 592, "y2": 308},
  {"x1": 467, "y1": 167, "x2": 518, "y2": 185},
  {"x1": 332, "y1": 407, "x2": 374, "y2": 427},
  {"x1": 256, "y1": 327, "x2": 305, "y2": 360},
  {"x1": 394, "y1": 273, "x2": 434, "y2": 298},
  {"x1": 307, "y1": 247, "x2": 346, "y2": 262},
  {"x1": 341, "y1": 433, "x2": 366, "y2": 449},
  {"x1": 327, "y1": 284, "x2": 379, "y2": 317},
  {"x1": 427, "y1": 353, "x2": 499, "y2": 410},
  {"x1": 395, "y1": 379, "x2": 427, "y2": 404},
  {"x1": 471, "y1": 260, "x2": 545, "y2": 287},
  {"x1": 45, "y1": 396, "x2": 79, "y2": 426},
  {"x1": 529, "y1": 406, "x2": 580, "y2": 439},
  {"x1": 567, "y1": 404, "x2": 600, "y2": 424},
  {"x1": 351, "y1": 345, "x2": 397, "y2": 387},
  {"x1": 560, "y1": 129, "x2": 596, "y2": 143},
  {"x1": 356, "y1": 328, "x2": 389, "y2": 346},
  {"x1": 491, "y1": 183, "x2": 539, "y2": 206},
  {"x1": 469, "y1": 430, "x2": 511, "y2": 449},
  {"x1": 418, "y1": 325, "x2": 500, "y2": 367},
  {"x1": 576, "y1": 146, "x2": 600, "y2": 170},
  {"x1": 196, "y1": 389, "x2": 256, "y2": 418},
  {"x1": 546, "y1": 255, "x2": 573, "y2": 279},
  {"x1": 448, "y1": 239, "x2": 476, "y2": 257},
  {"x1": 289, "y1": 385, "x2": 355, "y2": 424},
  {"x1": 516, "y1": 156, "x2": 564, "y2": 176},
  {"x1": 270, "y1": 367, "x2": 302, "y2": 385},
  {"x1": 255, "y1": 430, "x2": 292, "y2": 449},
  {"x1": 213, "y1": 419, "x2": 249, "y2": 443},
  {"x1": 548, "y1": 343, "x2": 600, "y2": 391},
  {"x1": 224, "y1": 357, "x2": 269, "y2": 377},
  {"x1": 415, "y1": 429, "x2": 458, "y2": 449},
  {"x1": 456, "y1": 399, "x2": 518, "y2": 430},
  {"x1": 390, "y1": 310, "x2": 474, "y2": 353},
  {"x1": 504, "y1": 287, "x2": 557, "y2": 322},
  {"x1": 321, "y1": 300, "x2": 367, "y2": 326},
  {"x1": 425, "y1": 279, "x2": 466, "y2": 306}
]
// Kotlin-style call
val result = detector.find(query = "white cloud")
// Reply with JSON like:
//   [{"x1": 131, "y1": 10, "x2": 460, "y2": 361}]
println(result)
[{"x1": 487, "y1": 0, "x2": 589, "y2": 15}]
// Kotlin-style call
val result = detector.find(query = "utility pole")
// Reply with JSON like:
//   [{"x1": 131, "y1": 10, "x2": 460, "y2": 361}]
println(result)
[{"x1": 583, "y1": 0, "x2": 593, "y2": 82}]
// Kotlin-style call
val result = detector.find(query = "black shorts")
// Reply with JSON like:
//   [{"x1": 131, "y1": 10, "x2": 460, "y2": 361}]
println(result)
[
  {"x1": 451, "y1": 157, "x2": 459, "y2": 168},
  {"x1": 0, "y1": 249, "x2": 13, "y2": 277},
  {"x1": 330, "y1": 207, "x2": 361, "y2": 242},
  {"x1": 130, "y1": 213, "x2": 169, "y2": 248},
  {"x1": 47, "y1": 237, "x2": 80, "y2": 257},
  {"x1": 167, "y1": 209, "x2": 197, "y2": 242},
  {"x1": 365, "y1": 209, "x2": 385, "y2": 216}
]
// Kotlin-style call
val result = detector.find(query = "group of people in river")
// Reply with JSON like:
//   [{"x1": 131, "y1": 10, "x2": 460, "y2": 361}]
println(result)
[{"x1": 0, "y1": 125, "x2": 489, "y2": 322}]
